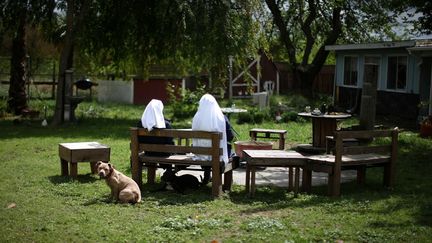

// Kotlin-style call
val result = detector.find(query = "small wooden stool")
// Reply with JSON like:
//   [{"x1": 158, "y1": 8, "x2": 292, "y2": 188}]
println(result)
[
  {"x1": 249, "y1": 128, "x2": 287, "y2": 150},
  {"x1": 59, "y1": 142, "x2": 110, "y2": 178}
]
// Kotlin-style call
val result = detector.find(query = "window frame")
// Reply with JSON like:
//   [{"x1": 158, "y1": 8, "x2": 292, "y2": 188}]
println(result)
[
  {"x1": 342, "y1": 55, "x2": 359, "y2": 87},
  {"x1": 386, "y1": 55, "x2": 408, "y2": 92}
]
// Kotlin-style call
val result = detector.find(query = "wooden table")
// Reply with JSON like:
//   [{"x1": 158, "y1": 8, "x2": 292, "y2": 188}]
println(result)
[
  {"x1": 297, "y1": 112, "x2": 351, "y2": 148},
  {"x1": 220, "y1": 107, "x2": 247, "y2": 118},
  {"x1": 59, "y1": 142, "x2": 110, "y2": 178},
  {"x1": 242, "y1": 149, "x2": 310, "y2": 197}
]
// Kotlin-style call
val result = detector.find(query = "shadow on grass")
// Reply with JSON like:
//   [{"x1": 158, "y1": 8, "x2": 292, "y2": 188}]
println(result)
[
  {"x1": 0, "y1": 117, "x2": 138, "y2": 140},
  {"x1": 82, "y1": 197, "x2": 113, "y2": 206},
  {"x1": 48, "y1": 174, "x2": 98, "y2": 184}
]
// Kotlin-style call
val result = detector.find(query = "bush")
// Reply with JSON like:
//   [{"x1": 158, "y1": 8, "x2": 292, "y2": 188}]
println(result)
[
  {"x1": 236, "y1": 108, "x2": 269, "y2": 124},
  {"x1": 280, "y1": 111, "x2": 298, "y2": 122},
  {"x1": 166, "y1": 83, "x2": 207, "y2": 119},
  {"x1": 237, "y1": 112, "x2": 253, "y2": 124}
]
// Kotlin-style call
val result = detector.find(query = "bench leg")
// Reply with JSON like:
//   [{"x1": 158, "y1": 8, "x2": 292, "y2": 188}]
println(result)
[
  {"x1": 223, "y1": 171, "x2": 233, "y2": 191},
  {"x1": 131, "y1": 159, "x2": 142, "y2": 189},
  {"x1": 328, "y1": 171, "x2": 341, "y2": 197},
  {"x1": 356, "y1": 166, "x2": 366, "y2": 185},
  {"x1": 146, "y1": 163, "x2": 156, "y2": 184},
  {"x1": 60, "y1": 159, "x2": 69, "y2": 176},
  {"x1": 70, "y1": 162, "x2": 78, "y2": 178},
  {"x1": 383, "y1": 163, "x2": 394, "y2": 187},
  {"x1": 212, "y1": 171, "x2": 223, "y2": 198}
]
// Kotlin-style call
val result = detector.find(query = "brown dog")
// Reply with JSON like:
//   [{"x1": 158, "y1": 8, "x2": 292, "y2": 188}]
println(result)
[{"x1": 95, "y1": 161, "x2": 141, "y2": 204}]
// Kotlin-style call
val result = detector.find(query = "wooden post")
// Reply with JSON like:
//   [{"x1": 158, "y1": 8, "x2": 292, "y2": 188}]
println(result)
[
  {"x1": 228, "y1": 56, "x2": 233, "y2": 101},
  {"x1": 211, "y1": 133, "x2": 222, "y2": 197},
  {"x1": 359, "y1": 61, "x2": 379, "y2": 130},
  {"x1": 130, "y1": 128, "x2": 142, "y2": 189},
  {"x1": 52, "y1": 60, "x2": 56, "y2": 99}
]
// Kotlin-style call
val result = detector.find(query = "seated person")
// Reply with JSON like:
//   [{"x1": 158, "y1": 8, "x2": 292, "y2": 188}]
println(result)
[
  {"x1": 192, "y1": 94, "x2": 235, "y2": 184},
  {"x1": 135, "y1": 99, "x2": 174, "y2": 171}
]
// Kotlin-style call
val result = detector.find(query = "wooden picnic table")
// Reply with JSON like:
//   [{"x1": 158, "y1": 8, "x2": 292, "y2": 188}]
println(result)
[{"x1": 297, "y1": 112, "x2": 351, "y2": 148}]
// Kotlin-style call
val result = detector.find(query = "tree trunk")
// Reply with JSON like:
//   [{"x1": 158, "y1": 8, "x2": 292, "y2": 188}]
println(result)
[
  {"x1": 7, "y1": 11, "x2": 28, "y2": 115},
  {"x1": 52, "y1": 0, "x2": 75, "y2": 125}
]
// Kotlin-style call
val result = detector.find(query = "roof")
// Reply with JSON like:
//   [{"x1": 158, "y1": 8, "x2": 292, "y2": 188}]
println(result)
[{"x1": 325, "y1": 39, "x2": 432, "y2": 51}]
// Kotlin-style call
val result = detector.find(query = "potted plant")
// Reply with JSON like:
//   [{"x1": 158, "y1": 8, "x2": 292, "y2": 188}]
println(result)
[{"x1": 420, "y1": 115, "x2": 432, "y2": 138}]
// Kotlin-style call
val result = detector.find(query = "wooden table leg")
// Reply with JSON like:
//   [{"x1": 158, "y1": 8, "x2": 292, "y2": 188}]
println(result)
[
  {"x1": 250, "y1": 166, "x2": 256, "y2": 197},
  {"x1": 288, "y1": 167, "x2": 293, "y2": 191},
  {"x1": 245, "y1": 164, "x2": 251, "y2": 193},
  {"x1": 302, "y1": 167, "x2": 312, "y2": 193},
  {"x1": 294, "y1": 167, "x2": 300, "y2": 196},
  {"x1": 90, "y1": 161, "x2": 97, "y2": 174},
  {"x1": 70, "y1": 162, "x2": 78, "y2": 178},
  {"x1": 60, "y1": 159, "x2": 69, "y2": 176}
]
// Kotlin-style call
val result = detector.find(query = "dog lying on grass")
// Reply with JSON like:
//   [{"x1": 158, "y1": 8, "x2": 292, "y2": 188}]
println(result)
[
  {"x1": 159, "y1": 170, "x2": 202, "y2": 194},
  {"x1": 95, "y1": 161, "x2": 141, "y2": 204}
]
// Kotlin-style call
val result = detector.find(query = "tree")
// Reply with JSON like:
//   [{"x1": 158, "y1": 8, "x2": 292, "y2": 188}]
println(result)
[
  {"x1": 51, "y1": 0, "x2": 259, "y2": 124},
  {"x1": 263, "y1": 0, "x2": 397, "y2": 96},
  {"x1": 0, "y1": 0, "x2": 56, "y2": 115},
  {"x1": 78, "y1": 1, "x2": 258, "y2": 76},
  {"x1": 389, "y1": 0, "x2": 432, "y2": 34}
]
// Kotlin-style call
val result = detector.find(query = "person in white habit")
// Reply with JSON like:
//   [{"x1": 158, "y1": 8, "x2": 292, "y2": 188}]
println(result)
[
  {"x1": 137, "y1": 99, "x2": 174, "y2": 169},
  {"x1": 192, "y1": 94, "x2": 233, "y2": 184}
]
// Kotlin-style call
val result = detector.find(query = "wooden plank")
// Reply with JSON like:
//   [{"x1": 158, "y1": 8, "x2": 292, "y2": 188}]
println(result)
[
  {"x1": 342, "y1": 145, "x2": 391, "y2": 155},
  {"x1": 134, "y1": 128, "x2": 221, "y2": 140},
  {"x1": 335, "y1": 129, "x2": 392, "y2": 139},
  {"x1": 139, "y1": 144, "x2": 222, "y2": 155}
]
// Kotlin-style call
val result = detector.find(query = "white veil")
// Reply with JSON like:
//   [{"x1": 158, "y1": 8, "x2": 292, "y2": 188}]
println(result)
[
  {"x1": 141, "y1": 99, "x2": 166, "y2": 131},
  {"x1": 192, "y1": 94, "x2": 228, "y2": 164}
]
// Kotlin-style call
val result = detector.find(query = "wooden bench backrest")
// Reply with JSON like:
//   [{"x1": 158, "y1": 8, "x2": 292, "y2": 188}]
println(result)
[
  {"x1": 332, "y1": 128, "x2": 399, "y2": 174},
  {"x1": 333, "y1": 128, "x2": 399, "y2": 156},
  {"x1": 130, "y1": 127, "x2": 223, "y2": 159}
]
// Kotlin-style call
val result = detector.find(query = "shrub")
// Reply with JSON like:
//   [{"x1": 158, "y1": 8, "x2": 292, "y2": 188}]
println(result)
[
  {"x1": 166, "y1": 83, "x2": 207, "y2": 119},
  {"x1": 237, "y1": 111, "x2": 253, "y2": 124},
  {"x1": 281, "y1": 111, "x2": 298, "y2": 122}
]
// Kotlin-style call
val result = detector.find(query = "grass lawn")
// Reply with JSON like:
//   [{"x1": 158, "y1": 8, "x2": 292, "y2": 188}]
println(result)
[{"x1": 0, "y1": 100, "x2": 431, "y2": 242}]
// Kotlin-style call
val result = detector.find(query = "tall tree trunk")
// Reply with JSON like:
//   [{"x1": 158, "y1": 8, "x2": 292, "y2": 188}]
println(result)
[
  {"x1": 52, "y1": 0, "x2": 75, "y2": 125},
  {"x1": 7, "y1": 11, "x2": 28, "y2": 115}
]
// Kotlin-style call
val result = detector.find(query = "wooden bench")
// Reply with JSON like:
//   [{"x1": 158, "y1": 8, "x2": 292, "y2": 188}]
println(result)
[
  {"x1": 249, "y1": 128, "x2": 287, "y2": 150},
  {"x1": 304, "y1": 128, "x2": 399, "y2": 197},
  {"x1": 130, "y1": 128, "x2": 239, "y2": 197}
]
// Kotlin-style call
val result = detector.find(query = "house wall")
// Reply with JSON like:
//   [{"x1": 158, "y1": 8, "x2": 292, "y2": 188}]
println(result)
[
  {"x1": 133, "y1": 78, "x2": 182, "y2": 105},
  {"x1": 334, "y1": 48, "x2": 424, "y2": 120},
  {"x1": 334, "y1": 48, "x2": 419, "y2": 94},
  {"x1": 97, "y1": 80, "x2": 133, "y2": 104},
  {"x1": 337, "y1": 86, "x2": 419, "y2": 119}
]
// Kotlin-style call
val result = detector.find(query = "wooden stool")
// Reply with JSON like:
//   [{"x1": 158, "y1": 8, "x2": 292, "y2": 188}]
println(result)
[
  {"x1": 249, "y1": 128, "x2": 287, "y2": 150},
  {"x1": 59, "y1": 142, "x2": 110, "y2": 178},
  {"x1": 243, "y1": 150, "x2": 309, "y2": 197}
]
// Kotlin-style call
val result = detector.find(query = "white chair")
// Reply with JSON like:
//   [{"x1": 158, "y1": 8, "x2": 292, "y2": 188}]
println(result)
[{"x1": 263, "y1": 81, "x2": 275, "y2": 95}]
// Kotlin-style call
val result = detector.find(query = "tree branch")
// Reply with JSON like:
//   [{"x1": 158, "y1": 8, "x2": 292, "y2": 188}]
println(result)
[
  {"x1": 265, "y1": 0, "x2": 297, "y2": 64},
  {"x1": 301, "y1": 0, "x2": 317, "y2": 65}
]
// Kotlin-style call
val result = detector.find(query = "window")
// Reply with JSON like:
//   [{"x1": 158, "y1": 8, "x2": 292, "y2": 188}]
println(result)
[
  {"x1": 363, "y1": 56, "x2": 380, "y2": 87},
  {"x1": 387, "y1": 56, "x2": 407, "y2": 90},
  {"x1": 343, "y1": 56, "x2": 358, "y2": 86}
]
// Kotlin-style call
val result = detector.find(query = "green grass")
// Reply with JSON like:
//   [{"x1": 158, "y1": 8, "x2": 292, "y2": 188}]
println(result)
[{"x1": 0, "y1": 100, "x2": 431, "y2": 242}]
